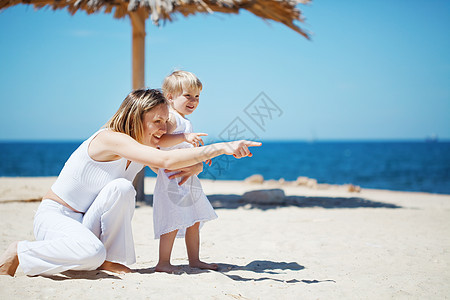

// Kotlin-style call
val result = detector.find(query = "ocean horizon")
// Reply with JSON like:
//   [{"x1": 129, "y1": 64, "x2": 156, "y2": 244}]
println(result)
[{"x1": 1, "y1": 140, "x2": 449, "y2": 195}]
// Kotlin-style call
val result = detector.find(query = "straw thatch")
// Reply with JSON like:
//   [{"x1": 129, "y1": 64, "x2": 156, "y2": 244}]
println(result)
[{"x1": 0, "y1": 0, "x2": 311, "y2": 38}]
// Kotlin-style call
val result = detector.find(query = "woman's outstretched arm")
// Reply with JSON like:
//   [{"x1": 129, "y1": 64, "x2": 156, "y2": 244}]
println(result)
[{"x1": 90, "y1": 130, "x2": 261, "y2": 170}]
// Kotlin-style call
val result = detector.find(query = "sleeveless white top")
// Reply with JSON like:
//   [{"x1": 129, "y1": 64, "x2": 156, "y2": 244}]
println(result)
[
  {"x1": 51, "y1": 129, "x2": 144, "y2": 213},
  {"x1": 153, "y1": 110, "x2": 217, "y2": 239}
]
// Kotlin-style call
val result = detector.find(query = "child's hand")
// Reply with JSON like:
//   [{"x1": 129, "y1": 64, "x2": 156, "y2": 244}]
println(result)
[{"x1": 185, "y1": 133, "x2": 208, "y2": 147}]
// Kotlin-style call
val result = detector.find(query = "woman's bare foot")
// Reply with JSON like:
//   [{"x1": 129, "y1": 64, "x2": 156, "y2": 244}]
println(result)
[
  {"x1": 98, "y1": 261, "x2": 132, "y2": 274},
  {"x1": 189, "y1": 260, "x2": 218, "y2": 271},
  {"x1": 155, "y1": 262, "x2": 182, "y2": 274},
  {"x1": 0, "y1": 241, "x2": 19, "y2": 276}
]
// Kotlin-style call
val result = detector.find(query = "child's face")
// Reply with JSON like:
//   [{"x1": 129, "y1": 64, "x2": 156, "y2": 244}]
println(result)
[
  {"x1": 170, "y1": 87, "x2": 201, "y2": 117},
  {"x1": 142, "y1": 104, "x2": 169, "y2": 147}
]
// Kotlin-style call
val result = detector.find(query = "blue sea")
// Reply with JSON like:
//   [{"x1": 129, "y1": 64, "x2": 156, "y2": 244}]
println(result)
[{"x1": 1, "y1": 141, "x2": 449, "y2": 194}]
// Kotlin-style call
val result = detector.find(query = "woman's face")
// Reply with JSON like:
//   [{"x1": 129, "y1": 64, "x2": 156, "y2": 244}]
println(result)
[{"x1": 142, "y1": 104, "x2": 169, "y2": 147}]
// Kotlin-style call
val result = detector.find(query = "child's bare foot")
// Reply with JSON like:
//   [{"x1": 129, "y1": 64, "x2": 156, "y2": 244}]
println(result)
[
  {"x1": 98, "y1": 261, "x2": 132, "y2": 274},
  {"x1": 0, "y1": 241, "x2": 19, "y2": 277},
  {"x1": 189, "y1": 260, "x2": 218, "y2": 271},
  {"x1": 155, "y1": 262, "x2": 182, "y2": 274}
]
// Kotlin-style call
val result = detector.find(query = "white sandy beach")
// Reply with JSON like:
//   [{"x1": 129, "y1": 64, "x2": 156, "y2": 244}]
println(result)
[{"x1": 0, "y1": 177, "x2": 449, "y2": 299}]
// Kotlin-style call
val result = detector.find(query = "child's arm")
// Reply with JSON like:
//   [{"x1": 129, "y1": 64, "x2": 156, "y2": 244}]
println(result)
[
  {"x1": 158, "y1": 132, "x2": 207, "y2": 148},
  {"x1": 156, "y1": 113, "x2": 207, "y2": 148}
]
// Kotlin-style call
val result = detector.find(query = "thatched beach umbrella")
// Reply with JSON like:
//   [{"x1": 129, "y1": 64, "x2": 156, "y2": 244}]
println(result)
[{"x1": 1, "y1": 0, "x2": 311, "y2": 201}]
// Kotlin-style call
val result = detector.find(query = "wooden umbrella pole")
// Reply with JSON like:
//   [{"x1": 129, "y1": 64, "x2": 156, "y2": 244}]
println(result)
[
  {"x1": 130, "y1": 10, "x2": 146, "y2": 203},
  {"x1": 131, "y1": 10, "x2": 146, "y2": 90}
]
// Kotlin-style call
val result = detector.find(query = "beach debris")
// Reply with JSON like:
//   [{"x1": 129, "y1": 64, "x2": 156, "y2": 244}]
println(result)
[
  {"x1": 316, "y1": 184, "x2": 333, "y2": 190},
  {"x1": 244, "y1": 175, "x2": 359, "y2": 191},
  {"x1": 0, "y1": 198, "x2": 43, "y2": 204},
  {"x1": 295, "y1": 176, "x2": 318, "y2": 189},
  {"x1": 243, "y1": 204, "x2": 253, "y2": 210},
  {"x1": 264, "y1": 179, "x2": 279, "y2": 186},
  {"x1": 347, "y1": 184, "x2": 361, "y2": 193},
  {"x1": 244, "y1": 174, "x2": 264, "y2": 184},
  {"x1": 242, "y1": 189, "x2": 285, "y2": 205},
  {"x1": 295, "y1": 176, "x2": 309, "y2": 185},
  {"x1": 306, "y1": 178, "x2": 318, "y2": 189}
]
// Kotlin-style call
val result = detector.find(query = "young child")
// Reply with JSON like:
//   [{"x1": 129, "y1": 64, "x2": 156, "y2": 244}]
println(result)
[{"x1": 153, "y1": 71, "x2": 218, "y2": 273}]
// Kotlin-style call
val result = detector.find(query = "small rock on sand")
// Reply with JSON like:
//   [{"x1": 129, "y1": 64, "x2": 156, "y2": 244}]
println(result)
[
  {"x1": 347, "y1": 184, "x2": 361, "y2": 193},
  {"x1": 244, "y1": 174, "x2": 264, "y2": 184},
  {"x1": 295, "y1": 176, "x2": 318, "y2": 188}
]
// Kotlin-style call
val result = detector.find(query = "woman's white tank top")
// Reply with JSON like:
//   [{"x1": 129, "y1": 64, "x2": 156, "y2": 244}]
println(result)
[{"x1": 51, "y1": 129, "x2": 143, "y2": 213}]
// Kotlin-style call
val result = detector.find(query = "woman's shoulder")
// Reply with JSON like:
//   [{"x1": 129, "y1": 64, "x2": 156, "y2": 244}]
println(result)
[
  {"x1": 93, "y1": 129, "x2": 134, "y2": 145},
  {"x1": 89, "y1": 129, "x2": 135, "y2": 159}
]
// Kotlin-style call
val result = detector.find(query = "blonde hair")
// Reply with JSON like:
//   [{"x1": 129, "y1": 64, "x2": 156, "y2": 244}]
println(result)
[
  {"x1": 105, "y1": 89, "x2": 167, "y2": 143},
  {"x1": 162, "y1": 70, "x2": 202, "y2": 98}
]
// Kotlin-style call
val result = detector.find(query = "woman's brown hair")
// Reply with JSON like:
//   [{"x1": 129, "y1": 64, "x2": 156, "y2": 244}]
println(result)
[{"x1": 105, "y1": 89, "x2": 167, "y2": 143}]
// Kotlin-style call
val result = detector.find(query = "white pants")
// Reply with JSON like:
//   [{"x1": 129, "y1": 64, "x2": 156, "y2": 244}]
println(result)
[{"x1": 17, "y1": 178, "x2": 136, "y2": 276}]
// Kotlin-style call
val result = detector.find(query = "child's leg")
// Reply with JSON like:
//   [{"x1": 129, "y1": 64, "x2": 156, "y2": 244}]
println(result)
[
  {"x1": 185, "y1": 222, "x2": 218, "y2": 270},
  {"x1": 156, "y1": 230, "x2": 180, "y2": 273}
]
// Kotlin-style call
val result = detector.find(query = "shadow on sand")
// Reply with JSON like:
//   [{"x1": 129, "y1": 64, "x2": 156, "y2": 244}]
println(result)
[
  {"x1": 42, "y1": 270, "x2": 121, "y2": 281},
  {"x1": 140, "y1": 193, "x2": 401, "y2": 210},
  {"x1": 217, "y1": 260, "x2": 335, "y2": 284},
  {"x1": 134, "y1": 260, "x2": 335, "y2": 284},
  {"x1": 39, "y1": 260, "x2": 334, "y2": 284}
]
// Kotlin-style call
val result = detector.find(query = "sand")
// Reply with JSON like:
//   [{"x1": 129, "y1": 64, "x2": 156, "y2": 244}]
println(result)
[{"x1": 0, "y1": 177, "x2": 449, "y2": 299}]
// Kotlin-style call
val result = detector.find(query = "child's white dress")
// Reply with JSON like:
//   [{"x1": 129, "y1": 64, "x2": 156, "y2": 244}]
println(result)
[{"x1": 153, "y1": 110, "x2": 218, "y2": 239}]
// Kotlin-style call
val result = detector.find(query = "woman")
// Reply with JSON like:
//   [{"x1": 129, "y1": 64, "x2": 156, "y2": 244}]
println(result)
[{"x1": 0, "y1": 89, "x2": 260, "y2": 276}]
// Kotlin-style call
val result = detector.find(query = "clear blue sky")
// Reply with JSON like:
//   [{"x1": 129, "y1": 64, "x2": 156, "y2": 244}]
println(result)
[{"x1": 1, "y1": 0, "x2": 449, "y2": 141}]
